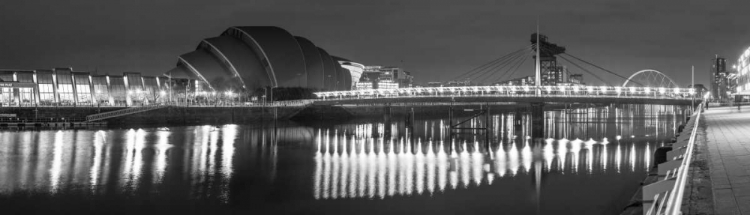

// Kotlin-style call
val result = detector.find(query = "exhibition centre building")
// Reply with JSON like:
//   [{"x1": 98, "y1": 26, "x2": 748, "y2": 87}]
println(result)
[{"x1": 0, "y1": 26, "x2": 363, "y2": 107}]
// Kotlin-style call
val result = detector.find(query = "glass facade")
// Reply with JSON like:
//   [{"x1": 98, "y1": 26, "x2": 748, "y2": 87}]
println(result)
[
  {"x1": 16, "y1": 71, "x2": 36, "y2": 106},
  {"x1": 142, "y1": 76, "x2": 159, "y2": 104},
  {"x1": 737, "y1": 47, "x2": 750, "y2": 96},
  {"x1": 73, "y1": 72, "x2": 93, "y2": 105},
  {"x1": 124, "y1": 73, "x2": 143, "y2": 106},
  {"x1": 0, "y1": 71, "x2": 15, "y2": 106},
  {"x1": 91, "y1": 76, "x2": 111, "y2": 105},
  {"x1": 55, "y1": 68, "x2": 76, "y2": 105},
  {"x1": 36, "y1": 70, "x2": 56, "y2": 105},
  {"x1": 0, "y1": 68, "x2": 201, "y2": 106},
  {"x1": 109, "y1": 76, "x2": 128, "y2": 106}
]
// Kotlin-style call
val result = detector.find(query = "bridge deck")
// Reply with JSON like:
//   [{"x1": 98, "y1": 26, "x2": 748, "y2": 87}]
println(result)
[{"x1": 313, "y1": 95, "x2": 698, "y2": 106}]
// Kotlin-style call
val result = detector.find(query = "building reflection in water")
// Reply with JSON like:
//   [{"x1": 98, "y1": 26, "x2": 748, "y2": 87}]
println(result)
[
  {"x1": 313, "y1": 104, "x2": 685, "y2": 200},
  {"x1": 0, "y1": 124, "x2": 252, "y2": 203}
]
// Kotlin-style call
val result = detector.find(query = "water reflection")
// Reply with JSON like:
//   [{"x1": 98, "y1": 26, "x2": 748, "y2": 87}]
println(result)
[
  {"x1": 0, "y1": 104, "x2": 687, "y2": 214},
  {"x1": 313, "y1": 132, "x2": 658, "y2": 199},
  {"x1": 0, "y1": 125, "x2": 243, "y2": 200},
  {"x1": 312, "y1": 104, "x2": 683, "y2": 200}
]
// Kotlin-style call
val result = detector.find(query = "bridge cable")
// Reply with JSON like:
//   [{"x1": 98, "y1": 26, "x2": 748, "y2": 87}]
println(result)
[
  {"x1": 493, "y1": 51, "x2": 529, "y2": 84},
  {"x1": 460, "y1": 46, "x2": 531, "y2": 82},
  {"x1": 555, "y1": 53, "x2": 611, "y2": 86},
  {"x1": 471, "y1": 50, "x2": 530, "y2": 84},
  {"x1": 464, "y1": 49, "x2": 528, "y2": 82},
  {"x1": 491, "y1": 48, "x2": 531, "y2": 83},
  {"x1": 492, "y1": 49, "x2": 533, "y2": 82},
  {"x1": 561, "y1": 53, "x2": 643, "y2": 86},
  {"x1": 450, "y1": 45, "x2": 532, "y2": 81},
  {"x1": 451, "y1": 47, "x2": 527, "y2": 81}
]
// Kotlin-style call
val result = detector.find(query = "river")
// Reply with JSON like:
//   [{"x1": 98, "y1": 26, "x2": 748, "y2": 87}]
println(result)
[{"x1": 0, "y1": 104, "x2": 688, "y2": 214}]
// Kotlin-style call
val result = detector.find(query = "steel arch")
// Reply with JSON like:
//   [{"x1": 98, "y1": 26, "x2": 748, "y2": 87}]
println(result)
[{"x1": 622, "y1": 69, "x2": 679, "y2": 88}]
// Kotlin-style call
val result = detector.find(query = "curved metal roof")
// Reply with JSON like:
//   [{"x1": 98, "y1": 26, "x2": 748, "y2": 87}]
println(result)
[
  {"x1": 318, "y1": 48, "x2": 337, "y2": 91},
  {"x1": 179, "y1": 50, "x2": 243, "y2": 91},
  {"x1": 202, "y1": 36, "x2": 272, "y2": 90},
  {"x1": 295, "y1": 36, "x2": 325, "y2": 89},
  {"x1": 232, "y1": 26, "x2": 307, "y2": 88}
]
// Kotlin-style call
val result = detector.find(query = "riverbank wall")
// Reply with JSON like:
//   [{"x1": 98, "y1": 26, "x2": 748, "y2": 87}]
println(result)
[{"x1": 0, "y1": 103, "x2": 616, "y2": 128}]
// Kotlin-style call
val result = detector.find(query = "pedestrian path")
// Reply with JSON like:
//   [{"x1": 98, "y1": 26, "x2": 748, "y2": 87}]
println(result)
[{"x1": 704, "y1": 106, "x2": 750, "y2": 214}]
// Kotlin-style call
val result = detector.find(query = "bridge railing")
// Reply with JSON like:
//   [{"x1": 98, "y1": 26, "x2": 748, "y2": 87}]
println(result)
[
  {"x1": 642, "y1": 102, "x2": 702, "y2": 215},
  {"x1": 313, "y1": 86, "x2": 696, "y2": 100}
]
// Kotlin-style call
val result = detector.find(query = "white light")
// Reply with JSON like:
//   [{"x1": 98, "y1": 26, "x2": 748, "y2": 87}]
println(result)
[
  {"x1": 644, "y1": 87, "x2": 650, "y2": 93},
  {"x1": 630, "y1": 87, "x2": 636, "y2": 93},
  {"x1": 587, "y1": 86, "x2": 594, "y2": 93},
  {"x1": 159, "y1": 90, "x2": 166, "y2": 96},
  {"x1": 600, "y1": 86, "x2": 607, "y2": 92},
  {"x1": 135, "y1": 89, "x2": 141, "y2": 94},
  {"x1": 673, "y1": 88, "x2": 680, "y2": 94}
]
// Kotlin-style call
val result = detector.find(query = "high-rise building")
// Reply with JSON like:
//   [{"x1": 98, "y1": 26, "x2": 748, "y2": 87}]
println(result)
[{"x1": 711, "y1": 56, "x2": 736, "y2": 100}]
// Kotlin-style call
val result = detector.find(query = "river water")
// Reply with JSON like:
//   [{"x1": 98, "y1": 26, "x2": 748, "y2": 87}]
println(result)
[{"x1": 0, "y1": 105, "x2": 688, "y2": 214}]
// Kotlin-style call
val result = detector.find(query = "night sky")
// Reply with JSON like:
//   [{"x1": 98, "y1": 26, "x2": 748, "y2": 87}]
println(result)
[{"x1": 1, "y1": 0, "x2": 748, "y2": 86}]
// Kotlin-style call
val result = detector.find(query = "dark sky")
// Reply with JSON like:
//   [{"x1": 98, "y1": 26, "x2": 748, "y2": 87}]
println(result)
[{"x1": 1, "y1": 0, "x2": 748, "y2": 86}]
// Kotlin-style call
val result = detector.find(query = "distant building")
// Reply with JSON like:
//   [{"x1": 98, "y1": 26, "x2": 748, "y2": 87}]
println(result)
[
  {"x1": 711, "y1": 56, "x2": 737, "y2": 100},
  {"x1": 446, "y1": 79, "x2": 472, "y2": 87},
  {"x1": 495, "y1": 76, "x2": 534, "y2": 86},
  {"x1": 427, "y1": 82, "x2": 442, "y2": 87},
  {"x1": 569, "y1": 74, "x2": 584, "y2": 85},
  {"x1": 688, "y1": 84, "x2": 708, "y2": 98},
  {"x1": 542, "y1": 65, "x2": 567, "y2": 85},
  {"x1": 359, "y1": 65, "x2": 414, "y2": 89}
]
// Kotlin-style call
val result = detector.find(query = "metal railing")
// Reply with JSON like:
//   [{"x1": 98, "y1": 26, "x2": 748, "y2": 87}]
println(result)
[
  {"x1": 85, "y1": 105, "x2": 170, "y2": 122},
  {"x1": 314, "y1": 86, "x2": 696, "y2": 100},
  {"x1": 642, "y1": 102, "x2": 703, "y2": 215},
  {"x1": 313, "y1": 93, "x2": 696, "y2": 102}
]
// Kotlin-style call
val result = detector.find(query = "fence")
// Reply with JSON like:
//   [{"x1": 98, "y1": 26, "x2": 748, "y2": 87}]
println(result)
[{"x1": 642, "y1": 103, "x2": 702, "y2": 215}]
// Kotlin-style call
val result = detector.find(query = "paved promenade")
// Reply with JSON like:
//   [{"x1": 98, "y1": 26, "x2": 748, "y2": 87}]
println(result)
[{"x1": 704, "y1": 106, "x2": 750, "y2": 214}]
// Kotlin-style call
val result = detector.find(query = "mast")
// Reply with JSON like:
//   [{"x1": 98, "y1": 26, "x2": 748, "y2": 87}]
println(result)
[{"x1": 535, "y1": 21, "x2": 541, "y2": 95}]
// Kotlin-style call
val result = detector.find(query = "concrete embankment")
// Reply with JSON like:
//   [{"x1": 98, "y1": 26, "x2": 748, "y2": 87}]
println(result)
[
  {"x1": 0, "y1": 103, "x2": 593, "y2": 127},
  {"x1": 0, "y1": 106, "x2": 305, "y2": 127}
]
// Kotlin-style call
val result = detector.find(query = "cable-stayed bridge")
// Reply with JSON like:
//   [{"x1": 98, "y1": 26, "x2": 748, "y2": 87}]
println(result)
[{"x1": 312, "y1": 34, "x2": 699, "y2": 106}]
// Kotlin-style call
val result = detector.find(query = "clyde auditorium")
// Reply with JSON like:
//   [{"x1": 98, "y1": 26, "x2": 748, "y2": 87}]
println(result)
[{"x1": 0, "y1": 26, "x2": 364, "y2": 106}]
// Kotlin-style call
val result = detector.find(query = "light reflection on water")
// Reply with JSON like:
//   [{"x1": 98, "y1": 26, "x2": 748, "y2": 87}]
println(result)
[
  {"x1": 0, "y1": 104, "x2": 687, "y2": 214},
  {"x1": 0, "y1": 125, "x2": 242, "y2": 199},
  {"x1": 312, "y1": 134, "x2": 657, "y2": 200}
]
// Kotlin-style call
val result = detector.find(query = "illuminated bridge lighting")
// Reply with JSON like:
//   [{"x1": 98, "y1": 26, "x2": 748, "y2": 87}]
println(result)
[{"x1": 313, "y1": 86, "x2": 695, "y2": 100}]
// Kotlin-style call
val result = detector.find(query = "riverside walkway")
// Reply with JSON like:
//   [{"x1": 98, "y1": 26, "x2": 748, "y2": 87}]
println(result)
[{"x1": 704, "y1": 106, "x2": 750, "y2": 214}]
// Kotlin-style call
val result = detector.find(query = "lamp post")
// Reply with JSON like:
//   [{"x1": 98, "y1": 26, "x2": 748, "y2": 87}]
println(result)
[{"x1": 691, "y1": 66, "x2": 695, "y2": 112}]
